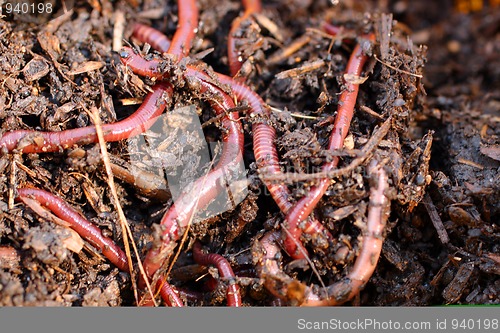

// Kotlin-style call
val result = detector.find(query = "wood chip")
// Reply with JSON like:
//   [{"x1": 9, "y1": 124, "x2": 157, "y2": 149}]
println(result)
[
  {"x1": 359, "y1": 105, "x2": 384, "y2": 120},
  {"x1": 480, "y1": 145, "x2": 500, "y2": 161},
  {"x1": 67, "y1": 61, "x2": 105, "y2": 75},
  {"x1": 442, "y1": 262, "x2": 475, "y2": 304},
  {"x1": 422, "y1": 193, "x2": 449, "y2": 244},
  {"x1": 22, "y1": 58, "x2": 50, "y2": 81},
  {"x1": 324, "y1": 205, "x2": 357, "y2": 221},
  {"x1": 379, "y1": 13, "x2": 393, "y2": 61},
  {"x1": 120, "y1": 97, "x2": 144, "y2": 106},
  {"x1": 254, "y1": 13, "x2": 284, "y2": 42}
]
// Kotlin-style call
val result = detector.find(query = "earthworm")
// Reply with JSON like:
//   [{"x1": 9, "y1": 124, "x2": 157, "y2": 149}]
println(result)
[
  {"x1": 15, "y1": 187, "x2": 184, "y2": 306},
  {"x1": 208, "y1": 73, "x2": 339, "y2": 258},
  {"x1": 322, "y1": 22, "x2": 342, "y2": 37},
  {"x1": 255, "y1": 161, "x2": 390, "y2": 306},
  {"x1": 228, "y1": 0, "x2": 262, "y2": 77},
  {"x1": 130, "y1": 0, "x2": 260, "y2": 76},
  {"x1": 121, "y1": 44, "x2": 334, "y2": 253},
  {"x1": 122, "y1": 22, "x2": 334, "y2": 280},
  {"x1": 136, "y1": 70, "x2": 244, "y2": 282},
  {"x1": 0, "y1": 83, "x2": 172, "y2": 154},
  {"x1": 16, "y1": 187, "x2": 129, "y2": 271},
  {"x1": 282, "y1": 34, "x2": 376, "y2": 259},
  {"x1": 217, "y1": 74, "x2": 333, "y2": 251},
  {"x1": 124, "y1": 27, "x2": 345, "y2": 256},
  {"x1": 119, "y1": 48, "x2": 170, "y2": 79},
  {"x1": 132, "y1": 274, "x2": 188, "y2": 306},
  {"x1": 192, "y1": 241, "x2": 242, "y2": 307},
  {"x1": 304, "y1": 161, "x2": 390, "y2": 306},
  {"x1": 156, "y1": 280, "x2": 184, "y2": 307},
  {"x1": 176, "y1": 287, "x2": 204, "y2": 303},
  {"x1": 167, "y1": 0, "x2": 199, "y2": 58},
  {"x1": 133, "y1": 23, "x2": 171, "y2": 53},
  {"x1": 139, "y1": 279, "x2": 185, "y2": 307},
  {"x1": 121, "y1": 0, "x2": 198, "y2": 76}
]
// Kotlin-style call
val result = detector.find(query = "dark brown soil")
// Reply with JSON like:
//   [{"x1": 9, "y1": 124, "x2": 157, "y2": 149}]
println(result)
[{"x1": 0, "y1": 0, "x2": 498, "y2": 306}]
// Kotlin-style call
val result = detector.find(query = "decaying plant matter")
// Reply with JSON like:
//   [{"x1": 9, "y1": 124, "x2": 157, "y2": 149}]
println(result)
[{"x1": 3, "y1": 0, "x2": 494, "y2": 307}]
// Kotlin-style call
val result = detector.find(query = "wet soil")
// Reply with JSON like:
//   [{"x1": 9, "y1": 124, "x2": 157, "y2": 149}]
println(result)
[{"x1": 0, "y1": 0, "x2": 498, "y2": 306}]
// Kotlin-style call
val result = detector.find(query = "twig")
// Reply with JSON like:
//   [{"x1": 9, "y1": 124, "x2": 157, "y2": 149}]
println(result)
[
  {"x1": 373, "y1": 54, "x2": 423, "y2": 78},
  {"x1": 275, "y1": 59, "x2": 326, "y2": 79},
  {"x1": 260, "y1": 117, "x2": 392, "y2": 182},
  {"x1": 113, "y1": 10, "x2": 126, "y2": 52},
  {"x1": 267, "y1": 35, "x2": 311, "y2": 65},
  {"x1": 359, "y1": 105, "x2": 384, "y2": 120},
  {"x1": 281, "y1": 224, "x2": 328, "y2": 300},
  {"x1": 269, "y1": 106, "x2": 318, "y2": 120},
  {"x1": 88, "y1": 106, "x2": 157, "y2": 306},
  {"x1": 8, "y1": 155, "x2": 18, "y2": 209},
  {"x1": 253, "y1": 13, "x2": 284, "y2": 42},
  {"x1": 148, "y1": 153, "x2": 218, "y2": 305},
  {"x1": 201, "y1": 105, "x2": 250, "y2": 128},
  {"x1": 457, "y1": 158, "x2": 484, "y2": 170},
  {"x1": 422, "y1": 193, "x2": 450, "y2": 244}
]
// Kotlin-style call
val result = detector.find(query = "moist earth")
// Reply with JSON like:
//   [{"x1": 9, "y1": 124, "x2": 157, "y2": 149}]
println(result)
[{"x1": 0, "y1": 0, "x2": 498, "y2": 306}]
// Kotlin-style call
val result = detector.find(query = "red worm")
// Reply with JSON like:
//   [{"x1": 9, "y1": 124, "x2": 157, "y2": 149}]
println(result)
[
  {"x1": 217, "y1": 74, "x2": 333, "y2": 252},
  {"x1": 120, "y1": 28, "x2": 332, "y2": 264},
  {"x1": 119, "y1": 48, "x2": 169, "y2": 79},
  {"x1": 139, "y1": 279, "x2": 185, "y2": 307},
  {"x1": 192, "y1": 241, "x2": 242, "y2": 307},
  {"x1": 15, "y1": 187, "x2": 184, "y2": 306},
  {"x1": 176, "y1": 286, "x2": 204, "y2": 303},
  {"x1": 0, "y1": 83, "x2": 172, "y2": 154},
  {"x1": 157, "y1": 280, "x2": 184, "y2": 307},
  {"x1": 120, "y1": 58, "x2": 245, "y2": 281},
  {"x1": 16, "y1": 187, "x2": 129, "y2": 271},
  {"x1": 227, "y1": 0, "x2": 262, "y2": 77},
  {"x1": 282, "y1": 34, "x2": 376, "y2": 259},
  {"x1": 322, "y1": 22, "x2": 342, "y2": 37},
  {"x1": 217, "y1": 75, "x2": 330, "y2": 245},
  {"x1": 139, "y1": 279, "x2": 188, "y2": 307},
  {"x1": 141, "y1": 93, "x2": 242, "y2": 280},
  {"x1": 133, "y1": 23, "x2": 171, "y2": 53},
  {"x1": 120, "y1": 27, "x2": 337, "y2": 254},
  {"x1": 303, "y1": 161, "x2": 390, "y2": 306},
  {"x1": 255, "y1": 162, "x2": 390, "y2": 306},
  {"x1": 167, "y1": 0, "x2": 199, "y2": 58}
]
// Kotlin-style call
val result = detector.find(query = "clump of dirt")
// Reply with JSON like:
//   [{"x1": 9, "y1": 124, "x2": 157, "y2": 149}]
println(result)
[{"x1": 0, "y1": 0, "x2": 498, "y2": 306}]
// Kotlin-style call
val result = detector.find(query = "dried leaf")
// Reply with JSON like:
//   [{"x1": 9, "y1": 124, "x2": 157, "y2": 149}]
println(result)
[{"x1": 344, "y1": 73, "x2": 369, "y2": 85}]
